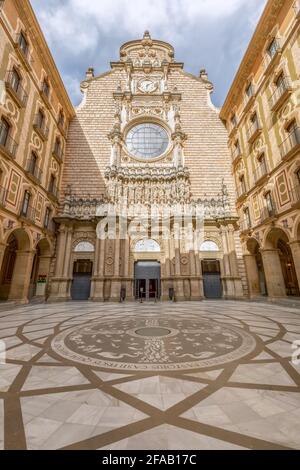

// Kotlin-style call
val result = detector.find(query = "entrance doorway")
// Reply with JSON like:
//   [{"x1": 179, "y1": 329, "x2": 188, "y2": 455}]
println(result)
[
  {"x1": 134, "y1": 261, "x2": 161, "y2": 301},
  {"x1": 202, "y1": 259, "x2": 222, "y2": 299},
  {"x1": 71, "y1": 259, "x2": 93, "y2": 301},
  {"x1": 278, "y1": 239, "x2": 299, "y2": 296}
]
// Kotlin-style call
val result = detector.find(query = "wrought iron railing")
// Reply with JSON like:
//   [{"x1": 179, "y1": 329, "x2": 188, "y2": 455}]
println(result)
[
  {"x1": 247, "y1": 119, "x2": 262, "y2": 142},
  {"x1": 33, "y1": 114, "x2": 49, "y2": 140},
  {"x1": 279, "y1": 126, "x2": 300, "y2": 158},
  {"x1": 26, "y1": 159, "x2": 43, "y2": 183},
  {"x1": 0, "y1": 123, "x2": 18, "y2": 158},
  {"x1": 253, "y1": 161, "x2": 268, "y2": 184},
  {"x1": 269, "y1": 77, "x2": 292, "y2": 109},
  {"x1": 5, "y1": 71, "x2": 28, "y2": 106}
]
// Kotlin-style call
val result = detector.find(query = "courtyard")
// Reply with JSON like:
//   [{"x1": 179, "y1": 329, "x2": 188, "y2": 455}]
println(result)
[{"x1": 0, "y1": 300, "x2": 300, "y2": 450}]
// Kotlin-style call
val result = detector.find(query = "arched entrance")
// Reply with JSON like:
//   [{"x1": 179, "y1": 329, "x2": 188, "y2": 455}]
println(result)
[
  {"x1": 202, "y1": 259, "x2": 222, "y2": 299},
  {"x1": 244, "y1": 238, "x2": 267, "y2": 298},
  {"x1": 263, "y1": 228, "x2": 299, "y2": 298},
  {"x1": 0, "y1": 234, "x2": 17, "y2": 300},
  {"x1": 0, "y1": 228, "x2": 33, "y2": 302},
  {"x1": 277, "y1": 239, "x2": 299, "y2": 296},
  {"x1": 134, "y1": 261, "x2": 161, "y2": 301}
]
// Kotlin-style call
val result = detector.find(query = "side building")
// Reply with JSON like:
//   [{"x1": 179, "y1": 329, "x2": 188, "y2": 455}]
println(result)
[
  {"x1": 220, "y1": 0, "x2": 300, "y2": 299},
  {"x1": 0, "y1": 0, "x2": 74, "y2": 303}
]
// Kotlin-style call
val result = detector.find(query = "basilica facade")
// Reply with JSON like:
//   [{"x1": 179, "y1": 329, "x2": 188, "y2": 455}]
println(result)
[
  {"x1": 1, "y1": 0, "x2": 299, "y2": 304},
  {"x1": 48, "y1": 32, "x2": 246, "y2": 302}
]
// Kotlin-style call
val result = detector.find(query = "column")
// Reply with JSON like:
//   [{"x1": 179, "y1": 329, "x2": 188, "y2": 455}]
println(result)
[
  {"x1": 92, "y1": 237, "x2": 105, "y2": 301},
  {"x1": 174, "y1": 237, "x2": 184, "y2": 301},
  {"x1": 8, "y1": 250, "x2": 36, "y2": 303},
  {"x1": 228, "y1": 225, "x2": 244, "y2": 298},
  {"x1": 243, "y1": 254, "x2": 261, "y2": 298},
  {"x1": 124, "y1": 236, "x2": 134, "y2": 301},
  {"x1": 261, "y1": 249, "x2": 286, "y2": 298},
  {"x1": 90, "y1": 237, "x2": 100, "y2": 300},
  {"x1": 289, "y1": 241, "x2": 300, "y2": 292},
  {"x1": 48, "y1": 225, "x2": 68, "y2": 301},
  {"x1": 110, "y1": 232, "x2": 121, "y2": 301},
  {"x1": 221, "y1": 227, "x2": 234, "y2": 298}
]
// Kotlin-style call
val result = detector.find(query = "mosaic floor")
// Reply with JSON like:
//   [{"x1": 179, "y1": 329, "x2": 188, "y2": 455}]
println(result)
[{"x1": 0, "y1": 300, "x2": 300, "y2": 450}]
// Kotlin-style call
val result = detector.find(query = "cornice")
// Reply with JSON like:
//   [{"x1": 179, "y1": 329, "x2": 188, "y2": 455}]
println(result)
[
  {"x1": 14, "y1": 0, "x2": 75, "y2": 118},
  {"x1": 220, "y1": 0, "x2": 291, "y2": 121}
]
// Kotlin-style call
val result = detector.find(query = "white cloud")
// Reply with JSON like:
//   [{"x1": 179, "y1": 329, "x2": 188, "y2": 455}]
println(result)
[{"x1": 30, "y1": 0, "x2": 267, "y2": 106}]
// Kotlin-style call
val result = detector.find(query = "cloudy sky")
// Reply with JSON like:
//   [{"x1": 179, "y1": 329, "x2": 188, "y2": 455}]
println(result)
[{"x1": 30, "y1": 0, "x2": 267, "y2": 108}]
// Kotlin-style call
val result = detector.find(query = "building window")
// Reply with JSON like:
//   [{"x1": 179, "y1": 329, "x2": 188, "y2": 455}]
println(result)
[
  {"x1": 244, "y1": 207, "x2": 251, "y2": 228},
  {"x1": 21, "y1": 190, "x2": 31, "y2": 217},
  {"x1": 258, "y1": 153, "x2": 267, "y2": 173},
  {"x1": 54, "y1": 137, "x2": 61, "y2": 155},
  {"x1": 296, "y1": 169, "x2": 300, "y2": 186},
  {"x1": 10, "y1": 68, "x2": 21, "y2": 93},
  {"x1": 245, "y1": 83, "x2": 253, "y2": 99},
  {"x1": 240, "y1": 175, "x2": 246, "y2": 194},
  {"x1": 0, "y1": 118, "x2": 10, "y2": 147},
  {"x1": 200, "y1": 241, "x2": 219, "y2": 252},
  {"x1": 18, "y1": 32, "x2": 29, "y2": 56},
  {"x1": 267, "y1": 38, "x2": 279, "y2": 59},
  {"x1": 265, "y1": 191, "x2": 274, "y2": 216},
  {"x1": 126, "y1": 123, "x2": 169, "y2": 160},
  {"x1": 44, "y1": 207, "x2": 51, "y2": 228},
  {"x1": 58, "y1": 110, "x2": 64, "y2": 127},
  {"x1": 29, "y1": 151, "x2": 38, "y2": 175},
  {"x1": 36, "y1": 109, "x2": 45, "y2": 129},
  {"x1": 49, "y1": 175, "x2": 56, "y2": 194},
  {"x1": 235, "y1": 140, "x2": 241, "y2": 154},
  {"x1": 42, "y1": 79, "x2": 50, "y2": 98},
  {"x1": 287, "y1": 120, "x2": 300, "y2": 147},
  {"x1": 230, "y1": 114, "x2": 237, "y2": 128}
]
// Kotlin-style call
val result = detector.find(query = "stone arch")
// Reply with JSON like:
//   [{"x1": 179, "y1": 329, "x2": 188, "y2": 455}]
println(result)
[
  {"x1": 263, "y1": 226, "x2": 291, "y2": 249},
  {"x1": 0, "y1": 228, "x2": 33, "y2": 302},
  {"x1": 263, "y1": 227, "x2": 299, "y2": 297}
]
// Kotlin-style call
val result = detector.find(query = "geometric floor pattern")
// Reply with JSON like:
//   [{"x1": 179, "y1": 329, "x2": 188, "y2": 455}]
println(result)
[{"x1": 0, "y1": 300, "x2": 300, "y2": 450}]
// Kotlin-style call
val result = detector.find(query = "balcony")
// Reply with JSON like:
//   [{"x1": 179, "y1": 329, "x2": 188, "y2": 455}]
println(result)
[
  {"x1": 253, "y1": 161, "x2": 269, "y2": 185},
  {"x1": 19, "y1": 203, "x2": 36, "y2": 223},
  {"x1": 247, "y1": 119, "x2": 262, "y2": 144},
  {"x1": 231, "y1": 145, "x2": 242, "y2": 165},
  {"x1": 259, "y1": 206, "x2": 277, "y2": 225},
  {"x1": 25, "y1": 159, "x2": 43, "y2": 184},
  {"x1": 14, "y1": 34, "x2": 33, "y2": 70},
  {"x1": 269, "y1": 78, "x2": 292, "y2": 111},
  {"x1": 0, "y1": 186, "x2": 7, "y2": 208},
  {"x1": 243, "y1": 86, "x2": 255, "y2": 112},
  {"x1": 279, "y1": 126, "x2": 300, "y2": 160},
  {"x1": 0, "y1": 127, "x2": 18, "y2": 160},
  {"x1": 236, "y1": 184, "x2": 248, "y2": 202},
  {"x1": 33, "y1": 115, "x2": 49, "y2": 141},
  {"x1": 52, "y1": 145, "x2": 63, "y2": 164},
  {"x1": 264, "y1": 39, "x2": 282, "y2": 74},
  {"x1": 5, "y1": 72, "x2": 28, "y2": 108},
  {"x1": 47, "y1": 184, "x2": 59, "y2": 201},
  {"x1": 239, "y1": 219, "x2": 252, "y2": 233}
]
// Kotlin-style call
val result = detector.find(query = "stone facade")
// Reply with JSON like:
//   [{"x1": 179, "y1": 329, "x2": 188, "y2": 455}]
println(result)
[
  {"x1": 0, "y1": 0, "x2": 74, "y2": 303},
  {"x1": 1, "y1": 0, "x2": 298, "y2": 304},
  {"x1": 49, "y1": 31, "x2": 246, "y2": 302},
  {"x1": 220, "y1": 0, "x2": 300, "y2": 299}
]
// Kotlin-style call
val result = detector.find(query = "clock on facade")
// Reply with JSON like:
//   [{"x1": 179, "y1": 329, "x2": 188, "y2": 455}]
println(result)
[{"x1": 139, "y1": 80, "x2": 157, "y2": 93}]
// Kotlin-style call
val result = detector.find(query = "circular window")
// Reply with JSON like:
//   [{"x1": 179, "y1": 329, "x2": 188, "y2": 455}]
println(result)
[{"x1": 126, "y1": 123, "x2": 169, "y2": 160}]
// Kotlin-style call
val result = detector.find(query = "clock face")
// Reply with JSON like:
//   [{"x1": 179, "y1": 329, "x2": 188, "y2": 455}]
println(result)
[{"x1": 139, "y1": 80, "x2": 156, "y2": 93}]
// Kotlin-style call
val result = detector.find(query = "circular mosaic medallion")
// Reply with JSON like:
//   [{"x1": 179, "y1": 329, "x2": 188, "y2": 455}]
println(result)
[{"x1": 51, "y1": 315, "x2": 257, "y2": 371}]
